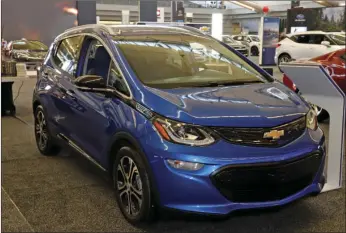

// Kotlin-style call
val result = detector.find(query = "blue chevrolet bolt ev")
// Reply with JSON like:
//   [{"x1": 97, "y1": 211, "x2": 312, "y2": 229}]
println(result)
[{"x1": 33, "y1": 25, "x2": 326, "y2": 223}]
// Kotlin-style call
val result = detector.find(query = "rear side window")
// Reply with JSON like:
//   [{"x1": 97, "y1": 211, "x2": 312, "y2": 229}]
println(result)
[
  {"x1": 290, "y1": 35, "x2": 310, "y2": 44},
  {"x1": 53, "y1": 35, "x2": 84, "y2": 77}
]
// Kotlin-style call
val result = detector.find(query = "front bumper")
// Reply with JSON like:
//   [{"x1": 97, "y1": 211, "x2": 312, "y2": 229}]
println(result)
[{"x1": 143, "y1": 127, "x2": 326, "y2": 215}]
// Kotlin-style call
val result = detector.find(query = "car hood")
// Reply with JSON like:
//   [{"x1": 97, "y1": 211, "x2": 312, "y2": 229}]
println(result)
[
  {"x1": 142, "y1": 82, "x2": 309, "y2": 127},
  {"x1": 227, "y1": 43, "x2": 247, "y2": 49}
]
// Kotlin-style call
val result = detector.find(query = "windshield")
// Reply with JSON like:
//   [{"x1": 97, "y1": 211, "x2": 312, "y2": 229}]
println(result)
[
  {"x1": 12, "y1": 41, "x2": 48, "y2": 51},
  {"x1": 250, "y1": 36, "x2": 260, "y2": 42},
  {"x1": 222, "y1": 36, "x2": 237, "y2": 44},
  {"x1": 329, "y1": 34, "x2": 346, "y2": 45},
  {"x1": 113, "y1": 33, "x2": 271, "y2": 89}
]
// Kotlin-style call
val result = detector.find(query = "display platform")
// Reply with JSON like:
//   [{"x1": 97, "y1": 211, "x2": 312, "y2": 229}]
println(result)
[{"x1": 280, "y1": 62, "x2": 345, "y2": 192}]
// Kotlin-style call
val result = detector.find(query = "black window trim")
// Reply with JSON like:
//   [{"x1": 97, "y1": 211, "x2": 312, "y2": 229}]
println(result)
[{"x1": 51, "y1": 32, "x2": 133, "y2": 100}]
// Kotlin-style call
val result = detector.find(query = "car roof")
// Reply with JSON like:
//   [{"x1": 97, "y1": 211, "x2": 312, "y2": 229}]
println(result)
[
  {"x1": 59, "y1": 24, "x2": 207, "y2": 39},
  {"x1": 287, "y1": 30, "x2": 345, "y2": 36}
]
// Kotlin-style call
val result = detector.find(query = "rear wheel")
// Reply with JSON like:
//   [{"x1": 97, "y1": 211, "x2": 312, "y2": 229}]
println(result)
[
  {"x1": 113, "y1": 146, "x2": 156, "y2": 224},
  {"x1": 34, "y1": 105, "x2": 60, "y2": 155}
]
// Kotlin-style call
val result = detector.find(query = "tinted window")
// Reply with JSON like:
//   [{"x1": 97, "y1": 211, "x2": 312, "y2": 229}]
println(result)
[
  {"x1": 53, "y1": 36, "x2": 84, "y2": 76},
  {"x1": 82, "y1": 39, "x2": 111, "y2": 82},
  {"x1": 108, "y1": 62, "x2": 130, "y2": 96},
  {"x1": 113, "y1": 34, "x2": 271, "y2": 89},
  {"x1": 12, "y1": 40, "x2": 48, "y2": 51},
  {"x1": 310, "y1": 34, "x2": 325, "y2": 44},
  {"x1": 291, "y1": 35, "x2": 310, "y2": 43}
]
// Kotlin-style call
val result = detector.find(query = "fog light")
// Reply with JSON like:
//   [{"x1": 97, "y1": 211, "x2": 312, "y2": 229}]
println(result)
[{"x1": 167, "y1": 159, "x2": 204, "y2": 171}]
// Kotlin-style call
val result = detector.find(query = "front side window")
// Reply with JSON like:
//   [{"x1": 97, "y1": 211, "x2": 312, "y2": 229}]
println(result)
[
  {"x1": 113, "y1": 33, "x2": 271, "y2": 89},
  {"x1": 309, "y1": 34, "x2": 325, "y2": 44},
  {"x1": 82, "y1": 39, "x2": 111, "y2": 82},
  {"x1": 53, "y1": 35, "x2": 84, "y2": 76},
  {"x1": 328, "y1": 34, "x2": 346, "y2": 45}
]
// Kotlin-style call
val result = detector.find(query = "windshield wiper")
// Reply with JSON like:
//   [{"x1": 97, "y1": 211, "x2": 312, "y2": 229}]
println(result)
[{"x1": 191, "y1": 80, "x2": 263, "y2": 87}]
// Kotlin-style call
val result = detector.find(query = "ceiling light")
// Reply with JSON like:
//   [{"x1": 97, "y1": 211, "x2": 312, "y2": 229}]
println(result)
[{"x1": 230, "y1": 1, "x2": 255, "y2": 11}]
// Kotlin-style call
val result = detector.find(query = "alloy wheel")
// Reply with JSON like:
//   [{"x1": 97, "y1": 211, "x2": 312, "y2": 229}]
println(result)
[
  {"x1": 117, "y1": 156, "x2": 143, "y2": 217},
  {"x1": 35, "y1": 110, "x2": 48, "y2": 150},
  {"x1": 279, "y1": 55, "x2": 290, "y2": 64}
]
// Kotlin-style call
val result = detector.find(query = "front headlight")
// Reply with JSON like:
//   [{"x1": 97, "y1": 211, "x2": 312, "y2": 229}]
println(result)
[
  {"x1": 306, "y1": 109, "x2": 318, "y2": 131},
  {"x1": 153, "y1": 117, "x2": 215, "y2": 146}
]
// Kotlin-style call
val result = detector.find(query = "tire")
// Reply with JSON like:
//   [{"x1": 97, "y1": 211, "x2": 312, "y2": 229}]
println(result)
[
  {"x1": 113, "y1": 146, "x2": 156, "y2": 224},
  {"x1": 251, "y1": 46, "x2": 259, "y2": 56},
  {"x1": 34, "y1": 105, "x2": 60, "y2": 156},
  {"x1": 278, "y1": 54, "x2": 291, "y2": 65}
]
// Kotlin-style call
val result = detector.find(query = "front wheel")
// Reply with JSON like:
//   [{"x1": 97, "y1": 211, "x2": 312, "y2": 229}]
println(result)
[
  {"x1": 278, "y1": 54, "x2": 291, "y2": 65},
  {"x1": 113, "y1": 147, "x2": 156, "y2": 224},
  {"x1": 34, "y1": 105, "x2": 60, "y2": 155},
  {"x1": 251, "y1": 46, "x2": 259, "y2": 56}
]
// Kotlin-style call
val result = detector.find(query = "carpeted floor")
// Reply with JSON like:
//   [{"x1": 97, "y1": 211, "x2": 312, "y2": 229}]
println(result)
[{"x1": 1, "y1": 76, "x2": 345, "y2": 232}]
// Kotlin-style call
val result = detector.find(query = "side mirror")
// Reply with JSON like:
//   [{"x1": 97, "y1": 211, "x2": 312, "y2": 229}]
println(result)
[
  {"x1": 321, "y1": 41, "x2": 331, "y2": 47},
  {"x1": 74, "y1": 75, "x2": 106, "y2": 89}
]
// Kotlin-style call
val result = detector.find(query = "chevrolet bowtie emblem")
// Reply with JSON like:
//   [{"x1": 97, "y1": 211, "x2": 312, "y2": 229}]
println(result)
[{"x1": 263, "y1": 130, "x2": 284, "y2": 140}]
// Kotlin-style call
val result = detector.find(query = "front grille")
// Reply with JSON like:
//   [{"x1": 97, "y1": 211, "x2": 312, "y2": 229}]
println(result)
[
  {"x1": 211, "y1": 152, "x2": 323, "y2": 203},
  {"x1": 211, "y1": 116, "x2": 306, "y2": 147}
]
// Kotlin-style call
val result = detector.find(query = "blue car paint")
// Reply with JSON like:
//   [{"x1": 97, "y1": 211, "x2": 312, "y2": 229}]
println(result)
[{"x1": 33, "y1": 25, "x2": 325, "y2": 216}]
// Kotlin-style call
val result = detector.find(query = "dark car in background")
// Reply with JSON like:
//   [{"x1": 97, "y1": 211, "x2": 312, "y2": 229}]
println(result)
[
  {"x1": 283, "y1": 48, "x2": 346, "y2": 121},
  {"x1": 5, "y1": 39, "x2": 48, "y2": 69}
]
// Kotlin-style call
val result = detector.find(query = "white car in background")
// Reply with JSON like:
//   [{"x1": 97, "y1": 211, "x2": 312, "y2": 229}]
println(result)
[
  {"x1": 232, "y1": 35, "x2": 261, "y2": 56},
  {"x1": 275, "y1": 31, "x2": 345, "y2": 65}
]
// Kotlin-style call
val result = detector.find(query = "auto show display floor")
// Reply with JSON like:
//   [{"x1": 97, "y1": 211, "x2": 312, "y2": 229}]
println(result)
[{"x1": 1, "y1": 71, "x2": 345, "y2": 232}]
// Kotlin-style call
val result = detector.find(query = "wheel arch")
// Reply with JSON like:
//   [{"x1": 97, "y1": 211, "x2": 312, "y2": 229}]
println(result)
[
  {"x1": 107, "y1": 131, "x2": 161, "y2": 205},
  {"x1": 278, "y1": 52, "x2": 291, "y2": 59}
]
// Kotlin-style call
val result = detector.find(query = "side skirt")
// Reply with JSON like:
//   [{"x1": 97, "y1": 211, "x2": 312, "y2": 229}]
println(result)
[{"x1": 57, "y1": 133, "x2": 107, "y2": 172}]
